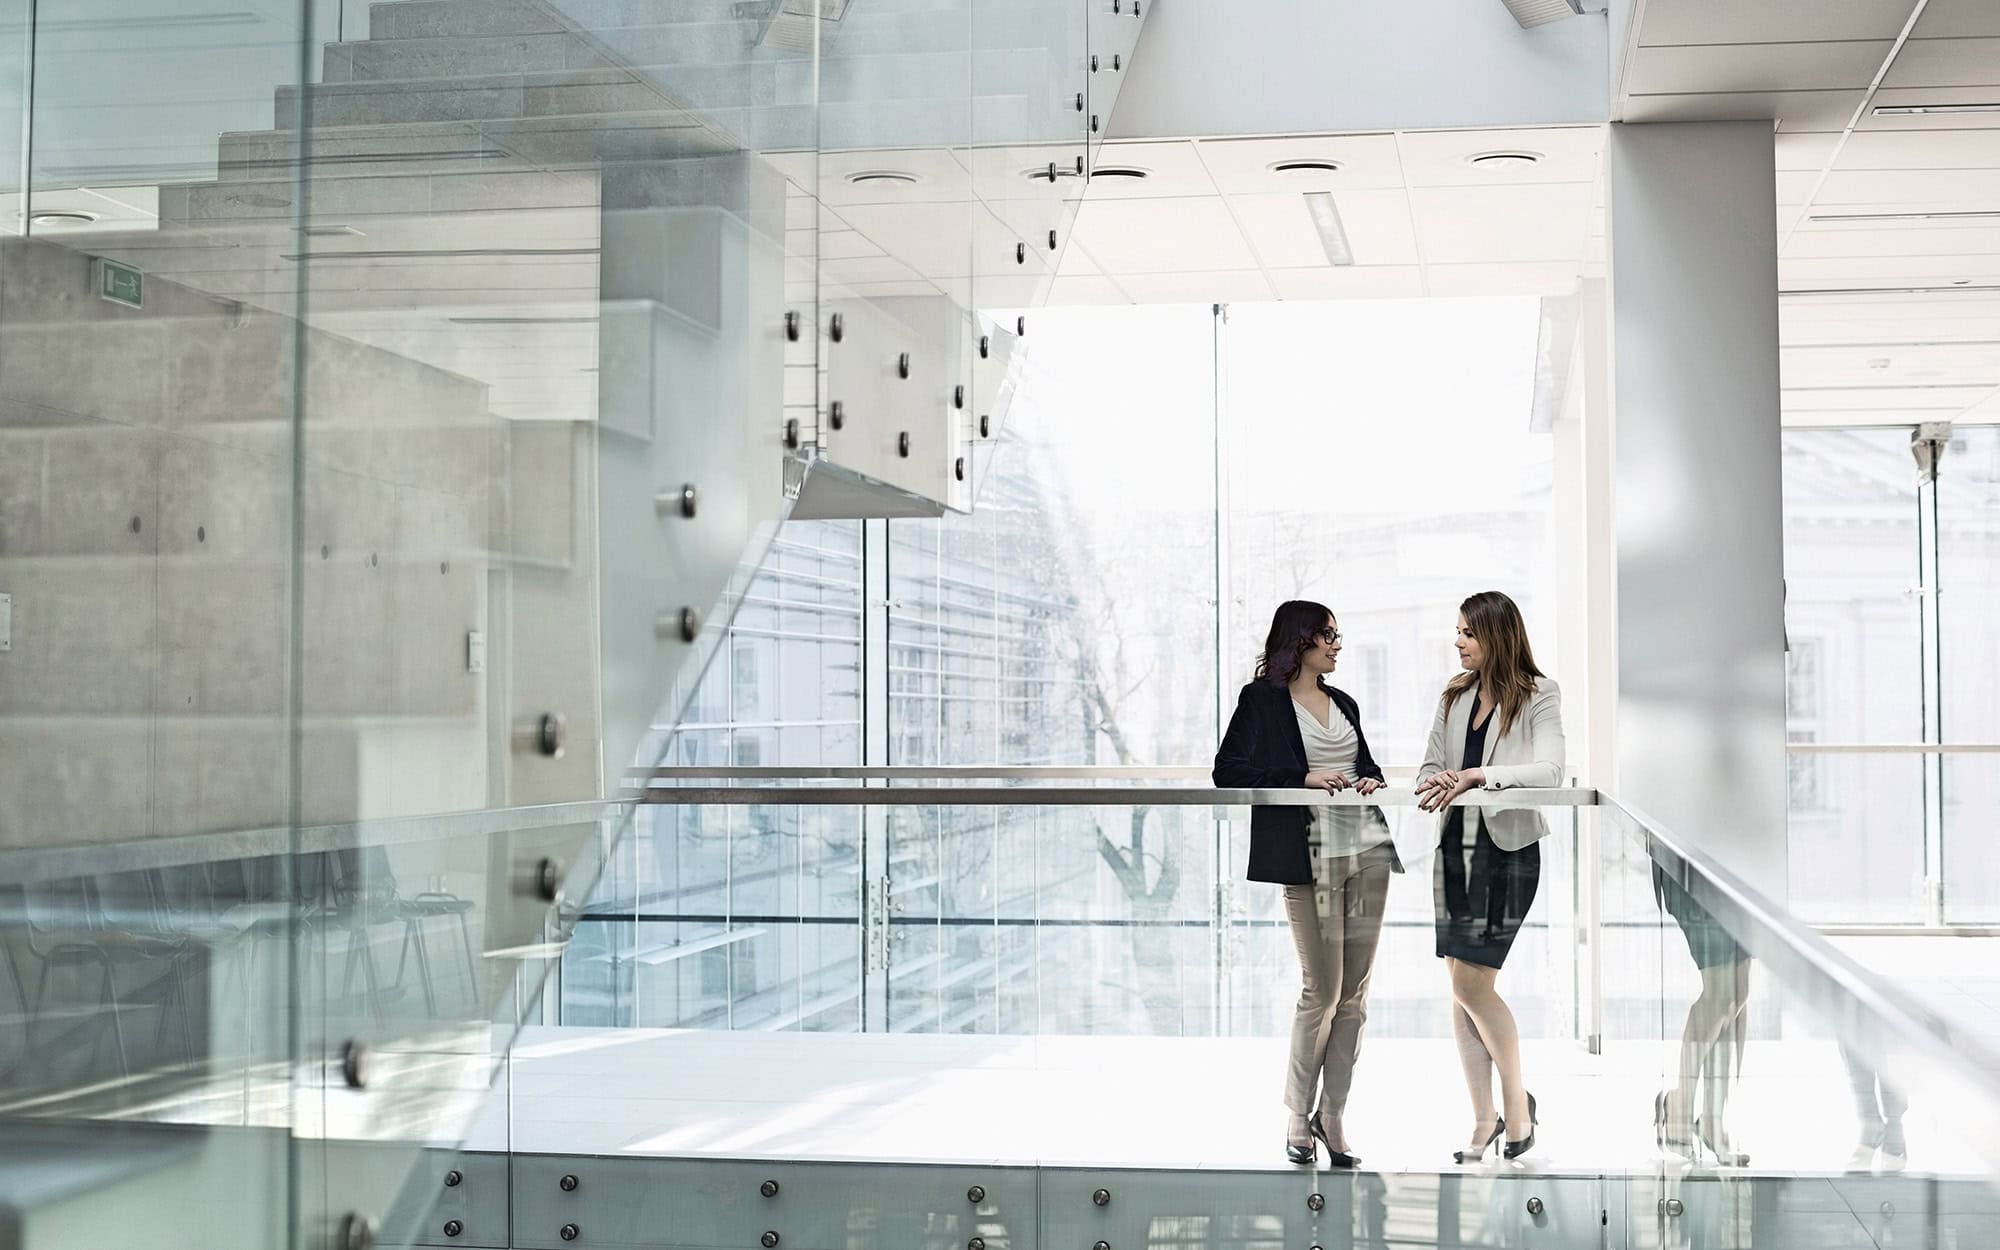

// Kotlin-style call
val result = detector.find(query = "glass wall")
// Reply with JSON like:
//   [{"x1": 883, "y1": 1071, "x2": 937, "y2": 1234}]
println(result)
[{"x1": 569, "y1": 297, "x2": 1567, "y2": 1038}]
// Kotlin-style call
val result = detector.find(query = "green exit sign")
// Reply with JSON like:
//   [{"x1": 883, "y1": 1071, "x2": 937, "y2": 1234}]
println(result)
[{"x1": 94, "y1": 257, "x2": 143, "y2": 308}]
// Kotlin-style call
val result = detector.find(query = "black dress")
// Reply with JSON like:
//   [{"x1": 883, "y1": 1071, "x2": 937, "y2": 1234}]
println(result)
[{"x1": 1433, "y1": 698, "x2": 1541, "y2": 969}]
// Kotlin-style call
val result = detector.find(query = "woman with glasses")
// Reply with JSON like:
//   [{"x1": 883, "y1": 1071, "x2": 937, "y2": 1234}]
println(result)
[
  {"x1": 1414, "y1": 590, "x2": 1565, "y2": 1163},
  {"x1": 1215, "y1": 600, "x2": 1400, "y2": 1167}
]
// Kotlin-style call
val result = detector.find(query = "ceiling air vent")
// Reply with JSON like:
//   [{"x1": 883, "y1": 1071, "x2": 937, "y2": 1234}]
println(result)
[
  {"x1": 1468, "y1": 150, "x2": 1542, "y2": 169},
  {"x1": 846, "y1": 170, "x2": 919, "y2": 186},
  {"x1": 1271, "y1": 159, "x2": 1342, "y2": 176},
  {"x1": 1087, "y1": 166, "x2": 1148, "y2": 180}
]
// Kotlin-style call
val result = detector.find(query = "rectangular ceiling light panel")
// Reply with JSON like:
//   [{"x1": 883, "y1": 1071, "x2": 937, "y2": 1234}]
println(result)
[{"x1": 1302, "y1": 192, "x2": 1355, "y2": 266}]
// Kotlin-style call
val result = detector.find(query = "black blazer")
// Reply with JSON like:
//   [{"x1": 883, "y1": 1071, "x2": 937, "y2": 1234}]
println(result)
[{"x1": 1213, "y1": 677, "x2": 1399, "y2": 885}]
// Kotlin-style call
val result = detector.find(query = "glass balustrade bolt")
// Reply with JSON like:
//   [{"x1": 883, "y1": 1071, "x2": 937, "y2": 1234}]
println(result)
[
  {"x1": 1092, "y1": 54, "x2": 1099, "y2": 71},
  {"x1": 1663, "y1": 1199, "x2": 1683, "y2": 1218},
  {"x1": 785, "y1": 418, "x2": 801, "y2": 449},
  {"x1": 954, "y1": 385, "x2": 965, "y2": 409},
  {"x1": 899, "y1": 352, "x2": 911, "y2": 379},
  {"x1": 1094, "y1": 1242, "x2": 1111, "y2": 1250},
  {"x1": 680, "y1": 607, "x2": 701, "y2": 642},
  {"x1": 340, "y1": 1040, "x2": 370, "y2": 1090},
  {"x1": 341, "y1": 1214, "x2": 377, "y2": 1250},
  {"x1": 1076, "y1": 92, "x2": 1085, "y2": 111},
  {"x1": 898, "y1": 432, "x2": 911, "y2": 458},
  {"x1": 534, "y1": 858, "x2": 564, "y2": 903},
  {"x1": 979, "y1": 416, "x2": 990, "y2": 438},
  {"x1": 761, "y1": 1179, "x2": 780, "y2": 1198},
  {"x1": 1092, "y1": 1188, "x2": 1111, "y2": 1207},
  {"x1": 762, "y1": 1233, "x2": 781, "y2": 1248},
  {"x1": 1016, "y1": 243, "x2": 1026, "y2": 264},
  {"x1": 1527, "y1": 1197, "x2": 1544, "y2": 1217},
  {"x1": 1306, "y1": 1193, "x2": 1324, "y2": 1212},
  {"x1": 1049, "y1": 229, "x2": 1058, "y2": 250},
  {"x1": 444, "y1": 1170, "x2": 463, "y2": 1188},
  {"x1": 785, "y1": 310, "x2": 800, "y2": 342},
  {"x1": 443, "y1": 1221, "x2": 463, "y2": 1240},
  {"x1": 1114, "y1": 54, "x2": 1122, "y2": 69},
  {"x1": 1017, "y1": 315, "x2": 1027, "y2": 336},
  {"x1": 955, "y1": 457, "x2": 966, "y2": 482},
  {"x1": 1092, "y1": 114, "x2": 1100, "y2": 132},
  {"x1": 968, "y1": 1239, "x2": 985, "y2": 1250},
  {"x1": 966, "y1": 1186, "x2": 985, "y2": 1204},
  {"x1": 829, "y1": 312, "x2": 844, "y2": 342},
  {"x1": 560, "y1": 1224, "x2": 580, "y2": 1242},
  {"x1": 979, "y1": 334, "x2": 990, "y2": 358},
  {"x1": 829, "y1": 401, "x2": 845, "y2": 431},
  {"x1": 559, "y1": 1174, "x2": 579, "y2": 1192},
  {"x1": 130, "y1": 515, "x2": 142, "y2": 534}
]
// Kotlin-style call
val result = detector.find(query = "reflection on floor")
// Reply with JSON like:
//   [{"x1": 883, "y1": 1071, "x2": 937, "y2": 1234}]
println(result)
[
  {"x1": 1835, "y1": 934, "x2": 2000, "y2": 1053},
  {"x1": 472, "y1": 1027, "x2": 1981, "y2": 1180}
]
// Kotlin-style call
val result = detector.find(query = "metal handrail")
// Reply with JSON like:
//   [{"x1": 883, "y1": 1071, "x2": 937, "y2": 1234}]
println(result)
[{"x1": 630, "y1": 785, "x2": 1598, "y2": 807}]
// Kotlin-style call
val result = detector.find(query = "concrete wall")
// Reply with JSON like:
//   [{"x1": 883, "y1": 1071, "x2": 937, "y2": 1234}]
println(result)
[
  {"x1": 1109, "y1": 0, "x2": 1609, "y2": 140},
  {"x1": 1607, "y1": 121, "x2": 1788, "y2": 896},
  {"x1": 0, "y1": 235, "x2": 594, "y2": 848}
]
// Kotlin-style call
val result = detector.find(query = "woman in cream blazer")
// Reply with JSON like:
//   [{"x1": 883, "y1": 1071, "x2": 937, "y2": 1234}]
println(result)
[{"x1": 1414, "y1": 590, "x2": 1565, "y2": 1163}]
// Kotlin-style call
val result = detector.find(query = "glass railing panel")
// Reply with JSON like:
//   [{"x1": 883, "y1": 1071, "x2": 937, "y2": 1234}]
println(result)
[
  {"x1": 1599, "y1": 797, "x2": 2000, "y2": 1247},
  {"x1": 290, "y1": 802, "x2": 619, "y2": 1250}
]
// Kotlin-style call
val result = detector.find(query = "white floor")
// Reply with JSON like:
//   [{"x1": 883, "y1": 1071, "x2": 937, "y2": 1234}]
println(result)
[{"x1": 467, "y1": 1027, "x2": 1990, "y2": 1180}]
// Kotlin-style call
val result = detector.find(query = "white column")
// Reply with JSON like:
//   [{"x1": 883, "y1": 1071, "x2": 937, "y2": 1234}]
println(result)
[{"x1": 1608, "y1": 120, "x2": 1788, "y2": 898}]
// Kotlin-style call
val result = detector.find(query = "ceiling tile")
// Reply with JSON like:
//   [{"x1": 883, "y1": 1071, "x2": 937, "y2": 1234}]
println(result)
[
  {"x1": 1883, "y1": 37, "x2": 2000, "y2": 88},
  {"x1": 1914, "y1": 0, "x2": 2000, "y2": 39},
  {"x1": 1624, "y1": 89, "x2": 1866, "y2": 131},
  {"x1": 1835, "y1": 128, "x2": 2000, "y2": 169},
  {"x1": 1055, "y1": 240, "x2": 1103, "y2": 275},
  {"x1": 1625, "y1": 42, "x2": 1892, "y2": 95},
  {"x1": 1193, "y1": 133, "x2": 1407, "y2": 193},
  {"x1": 1424, "y1": 262, "x2": 1583, "y2": 297},
  {"x1": 1408, "y1": 184, "x2": 1593, "y2": 264},
  {"x1": 1775, "y1": 131, "x2": 1847, "y2": 170},
  {"x1": 1779, "y1": 253, "x2": 2000, "y2": 285},
  {"x1": 1267, "y1": 266, "x2": 1424, "y2": 300},
  {"x1": 1070, "y1": 197, "x2": 1260, "y2": 273},
  {"x1": 1811, "y1": 168, "x2": 2000, "y2": 203},
  {"x1": 1045, "y1": 276, "x2": 1131, "y2": 305},
  {"x1": 1116, "y1": 270, "x2": 1274, "y2": 304},
  {"x1": 1228, "y1": 188, "x2": 1419, "y2": 268},
  {"x1": 1638, "y1": 0, "x2": 1916, "y2": 45},
  {"x1": 1785, "y1": 224, "x2": 2000, "y2": 259},
  {"x1": 808, "y1": 147, "x2": 977, "y2": 206},
  {"x1": 1083, "y1": 140, "x2": 1219, "y2": 197},
  {"x1": 1396, "y1": 126, "x2": 1604, "y2": 186},
  {"x1": 837, "y1": 201, "x2": 976, "y2": 277}
]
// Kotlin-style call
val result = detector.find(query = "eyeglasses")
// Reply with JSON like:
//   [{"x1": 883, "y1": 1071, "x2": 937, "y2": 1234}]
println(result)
[{"x1": 1313, "y1": 628, "x2": 1342, "y2": 645}]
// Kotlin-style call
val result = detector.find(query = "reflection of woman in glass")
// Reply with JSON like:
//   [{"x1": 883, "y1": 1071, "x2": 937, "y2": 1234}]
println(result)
[
  {"x1": 1415, "y1": 591, "x2": 1565, "y2": 1163},
  {"x1": 1652, "y1": 865, "x2": 1753, "y2": 1166},
  {"x1": 1215, "y1": 600, "x2": 1400, "y2": 1167}
]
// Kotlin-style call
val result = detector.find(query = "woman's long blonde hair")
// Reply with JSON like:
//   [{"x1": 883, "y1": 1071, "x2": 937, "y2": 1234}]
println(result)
[{"x1": 1444, "y1": 590, "x2": 1543, "y2": 737}]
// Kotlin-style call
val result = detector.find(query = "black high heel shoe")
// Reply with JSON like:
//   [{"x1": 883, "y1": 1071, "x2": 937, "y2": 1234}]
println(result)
[
  {"x1": 1453, "y1": 1116, "x2": 1505, "y2": 1164},
  {"x1": 1311, "y1": 1109, "x2": 1360, "y2": 1169},
  {"x1": 1286, "y1": 1117, "x2": 1316, "y2": 1166},
  {"x1": 1503, "y1": 1092, "x2": 1538, "y2": 1160}
]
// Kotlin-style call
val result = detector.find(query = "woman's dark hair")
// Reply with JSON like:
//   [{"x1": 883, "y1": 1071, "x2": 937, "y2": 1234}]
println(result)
[
  {"x1": 1444, "y1": 590, "x2": 1544, "y2": 736},
  {"x1": 1256, "y1": 600, "x2": 1333, "y2": 687}
]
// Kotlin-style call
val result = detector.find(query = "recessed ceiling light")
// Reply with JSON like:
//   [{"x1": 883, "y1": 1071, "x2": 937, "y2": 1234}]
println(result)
[
  {"x1": 1809, "y1": 210, "x2": 2000, "y2": 224},
  {"x1": 1086, "y1": 165, "x2": 1148, "y2": 179},
  {"x1": 1271, "y1": 159, "x2": 1342, "y2": 176},
  {"x1": 1468, "y1": 150, "x2": 1542, "y2": 168},
  {"x1": 1872, "y1": 102, "x2": 2000, "y2": 116},
  {"x1": 29, "y1": 210, "x2": 97, "y2": 225},
  {"x1": 846, "y1": 170, "x2": 919, "y2": 186},
  {"x1": 304, "y1": 223, "x2": 365, "y2": 238},
  {"x1": 1302, "y1": 192, "x2": 1354, "y2": 266}
]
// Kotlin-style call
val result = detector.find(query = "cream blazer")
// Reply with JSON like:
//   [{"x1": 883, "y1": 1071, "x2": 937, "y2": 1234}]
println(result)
[{"x1": 1416, "y1": 676, "x2": 1566, "y2": 852}]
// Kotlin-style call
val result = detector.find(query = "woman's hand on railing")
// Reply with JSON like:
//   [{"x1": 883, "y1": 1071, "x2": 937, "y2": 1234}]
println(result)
[
  {"x1": 1353, "y1": 777, "x2": 1384, "y2": 796},
  {"x1": 1415, "y1": 767, "x2": 1484, "y2": 812},
  {"x1": 1303, "y1": 770, "x2": 1350, "y2": 792}
]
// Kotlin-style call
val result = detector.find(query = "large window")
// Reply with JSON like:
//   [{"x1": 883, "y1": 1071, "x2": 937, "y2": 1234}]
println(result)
[
  {"x1": 1940, "y1": 428, "x2": 2000, "y2": 920},
  {"x1": 566, "y1": 299, "x2": 1564, "y2": 1036}
]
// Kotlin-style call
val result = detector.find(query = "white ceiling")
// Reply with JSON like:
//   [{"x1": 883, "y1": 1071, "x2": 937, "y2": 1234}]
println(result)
[
  {"x1": 1617, "y1": 0, "x2": 2000, "y2": 427},
  {"x1": 1056, "y1": 128, "x2": 1600, "y2": 305}
]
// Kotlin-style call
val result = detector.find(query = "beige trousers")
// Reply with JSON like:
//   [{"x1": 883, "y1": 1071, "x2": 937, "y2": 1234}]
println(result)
[{"x1": 1282, "y1": 842, "x2": 1394, "y2": 1115}]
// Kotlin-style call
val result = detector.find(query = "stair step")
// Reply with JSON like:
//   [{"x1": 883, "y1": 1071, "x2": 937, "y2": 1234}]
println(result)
[
  {"x1": 163, "y1": 162, "x2": 596, "y2": 228},
  {"x1": 273, "y1": 64, "x2": 790, "y2": 131},
  {"x1": 367, "y1": 0, "x2": 745, "y2": 42}
]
